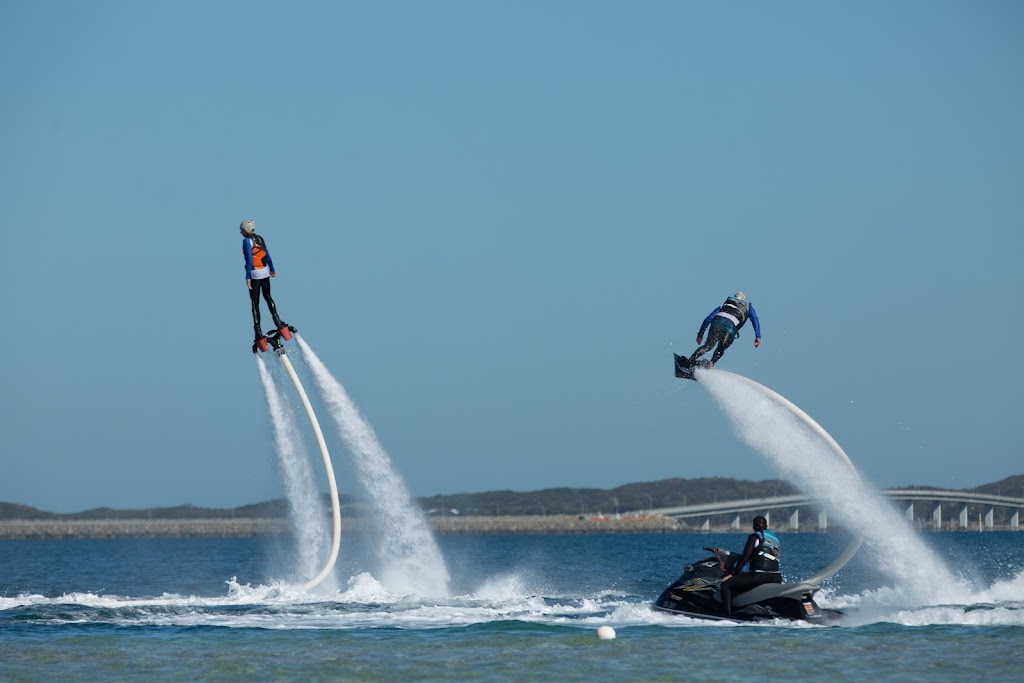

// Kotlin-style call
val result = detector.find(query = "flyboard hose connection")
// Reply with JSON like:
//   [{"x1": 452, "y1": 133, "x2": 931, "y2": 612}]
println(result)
[
  {"x1": 275, "y1": 349, "x2": 342, "y2": 591},
  {"x1": 709, "y1": 370, "x2": 864, "y2": 586}
]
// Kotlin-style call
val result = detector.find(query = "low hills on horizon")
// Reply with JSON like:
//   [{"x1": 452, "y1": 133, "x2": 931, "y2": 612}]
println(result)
[{"x1": 3, "y1": 474, "x2": 1022, "y2": 522}]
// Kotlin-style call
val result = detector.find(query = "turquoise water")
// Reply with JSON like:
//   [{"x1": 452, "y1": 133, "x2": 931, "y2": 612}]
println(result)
[{"x1": 2, "y1": 532, "x2": 1022, "y2": 681}]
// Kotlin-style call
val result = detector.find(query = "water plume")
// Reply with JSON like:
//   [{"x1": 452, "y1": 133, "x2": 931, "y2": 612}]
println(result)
[
  {"x1": 256, "y1": 356, "x2": 336, "y2": 590},
  {"x1": 697, "y1": 369, "x2": 961, "y2": 604},
  {"x1": 296, "y1": 336, "x2": 451, "y2": 597}
]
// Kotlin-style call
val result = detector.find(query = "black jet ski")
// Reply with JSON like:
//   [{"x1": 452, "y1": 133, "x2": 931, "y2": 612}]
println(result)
[{"x1": 653, "y1": 547, "x2": 844, "y2": 623}]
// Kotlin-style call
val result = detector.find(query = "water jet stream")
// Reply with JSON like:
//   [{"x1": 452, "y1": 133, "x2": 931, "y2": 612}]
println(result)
[
  {"x1": 297, "y1": 336, "x2": 450, "y2": 597},
  {"x1": 255, "y1": 358, "x2": 330, "y2": 583},
  {"x1": 696, "y1": 368, "x2": 959, "y2": 601},
  {"x1": 256, "y1": 349, "x2": 342, "y2": 591}
]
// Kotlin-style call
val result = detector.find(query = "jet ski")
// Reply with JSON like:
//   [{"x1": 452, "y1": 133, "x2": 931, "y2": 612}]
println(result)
[{"x1": 653, "y1": 547, "x2": 843, "y2": 623}]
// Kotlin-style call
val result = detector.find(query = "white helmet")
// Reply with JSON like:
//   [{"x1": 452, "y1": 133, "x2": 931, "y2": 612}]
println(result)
[
  {"x1": 240, "y1": 219, "x2": 256, "y2": 234},
  {"x1": 733, "y1": 291, "x2": 747, "y2": 301}
]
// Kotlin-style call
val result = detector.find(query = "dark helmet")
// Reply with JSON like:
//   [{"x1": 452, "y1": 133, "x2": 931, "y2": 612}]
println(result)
[{"x1": 752, "y1": 515, "x2": 768, "y2": 531}]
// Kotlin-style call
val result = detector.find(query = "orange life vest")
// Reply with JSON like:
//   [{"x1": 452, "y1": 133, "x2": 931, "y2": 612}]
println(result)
[{"x1": 248, "y1": 234, "x2": 268, "y2": 270}]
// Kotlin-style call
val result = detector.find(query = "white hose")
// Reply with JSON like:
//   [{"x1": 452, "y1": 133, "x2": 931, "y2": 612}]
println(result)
[
  {"x1": 278, "y1": 353, "x2": 342, "y2": 591},
  {"x1": 707, "y1": 369, "x2": 864, "y2": 586}
]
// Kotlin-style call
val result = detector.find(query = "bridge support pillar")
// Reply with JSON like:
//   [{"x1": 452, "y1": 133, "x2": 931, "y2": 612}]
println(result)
[
  {"x1": 700, "y1": 517, "x2": 710, "y2": 532},
  {"x1": 1012, "y1": 510, "x2": 1019, "y2": 531},
  {"x1": 985, "y1": 508, "x2": 994, "y2": 529},
  {"x1": 904, "y1": 501, "x2": 914, "y2": 523},
  {"x1": 764, "y1": 511, "x2": 770, "y2": 529},
  {"x1": 818, "y1": 511, "x2": 827, "y2": 531},
  {"x1": 932, "y1": 502, "x2": 942, "y2": 530},
  {"x1": 789, "y1": 508, "x2": 799, "y2": 532},
  {"x1": 731, "y1": 514, "x2": 740, "y2": 530},
  {"x1": 959, "y1": 505, "x2": 969, "y2": 529}
]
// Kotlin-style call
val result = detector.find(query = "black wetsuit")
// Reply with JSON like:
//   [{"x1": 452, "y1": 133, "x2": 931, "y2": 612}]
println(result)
[
  {"x1": 721, "y1": 530, "x2": 782, "y2": 614},
  {"x1": 249, "y1": 277, "x2": 283, "y2": 339},
  {"x1": 691, "y1": 317, "x2": 738, "y2": 366}
]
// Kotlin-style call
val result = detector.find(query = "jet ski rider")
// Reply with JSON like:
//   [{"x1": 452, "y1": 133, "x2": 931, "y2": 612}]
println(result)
[
  {"x1": 721, "y1": 515, "x2": 782, "y2": 615},
  {"x1": 240, "y1": 219, "x2": 289, "y2": 342},
  {"x1": 689, "y1": 292, "x2": 761, "y2": 368}
]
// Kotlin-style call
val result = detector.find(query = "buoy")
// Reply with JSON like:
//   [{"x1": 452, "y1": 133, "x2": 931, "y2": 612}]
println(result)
[{"x1": 596, "y1": 625, "x2": 616, "y2": 640}]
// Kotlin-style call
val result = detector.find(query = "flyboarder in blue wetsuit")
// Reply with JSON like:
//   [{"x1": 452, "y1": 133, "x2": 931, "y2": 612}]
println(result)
[
  {"x1": 689, "y1": 292, "x2": 761, "y2": 367},
  {"x1": 721, "y1": 515, "x2": 782, "y2": 615},
  {"x1": 240, "y1": 219, "x2": 289, "y2": 342}
]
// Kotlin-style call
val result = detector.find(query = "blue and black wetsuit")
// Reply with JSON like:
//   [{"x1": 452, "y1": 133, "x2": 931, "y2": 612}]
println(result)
[
  {"x1": 243, "y1": 233, "x2": 284, "y2": 340},
  {"x1": 690, "y1": 296, "x2": 761, "y2": 366},
  {"x1": 721, "y1": 529, "x2": 782, "y2": 614}
]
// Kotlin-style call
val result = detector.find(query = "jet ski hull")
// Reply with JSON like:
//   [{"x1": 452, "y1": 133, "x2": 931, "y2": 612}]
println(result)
[{"x1": 652, "y1": 550, "x2": 843, "y2": 624}]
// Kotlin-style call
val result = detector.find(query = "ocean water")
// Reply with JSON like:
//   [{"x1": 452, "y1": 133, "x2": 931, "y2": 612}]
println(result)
[{"x1": 2, "y1": 531, "x2": 1022, "y2": 682}]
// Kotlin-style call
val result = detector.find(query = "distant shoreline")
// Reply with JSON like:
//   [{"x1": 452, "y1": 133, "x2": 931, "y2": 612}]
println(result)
[
  {"x1": 0, "y1": 515, "x2": 678, "y2": 539},
  {"x1": 1, "y1": 515, "x2": 1016, "y2": 539}
]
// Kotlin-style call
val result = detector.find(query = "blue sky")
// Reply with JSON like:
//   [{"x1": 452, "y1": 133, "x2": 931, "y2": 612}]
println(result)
[{"x1": 2, "y1": 1, "x2": 1021, "y2": 512}]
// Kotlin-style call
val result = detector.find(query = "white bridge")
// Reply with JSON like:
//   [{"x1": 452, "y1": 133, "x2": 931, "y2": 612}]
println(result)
[{"x1": 648, "y1": 489, "x2": 1023, "y2": 531}]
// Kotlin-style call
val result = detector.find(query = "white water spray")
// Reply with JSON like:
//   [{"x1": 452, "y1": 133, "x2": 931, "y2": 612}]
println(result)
[
  {"x1": 256, "y1": 358, "x2": 332, "y2": 585},
  {"x1": 696, "y1": 369, "x2": 962, "y2": 605},
  {"x1": 296, "y1": 336, "x2": 451, "y2": 597}
]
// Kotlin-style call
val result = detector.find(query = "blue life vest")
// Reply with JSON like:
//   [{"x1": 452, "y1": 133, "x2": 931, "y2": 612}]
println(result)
[{"x1": 752, "y1": 530, "x2": 781, "y2": 573}]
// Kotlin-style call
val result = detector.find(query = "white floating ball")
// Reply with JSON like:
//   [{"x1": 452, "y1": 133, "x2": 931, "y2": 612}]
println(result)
[{"x1": 596, "y1": 625, "x2": 617, "y2": 640}]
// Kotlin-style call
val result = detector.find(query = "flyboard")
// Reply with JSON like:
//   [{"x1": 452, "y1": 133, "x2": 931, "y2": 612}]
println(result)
[
  {"x1": 673, "y1": 353, "x2": 709, "y2": 381},
  {"x1": 255, "y1": 325, "x2": 342, "y2": 591},
  {"x1": 659, "y1": 355, "x2": 864, "y2": 620}
]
